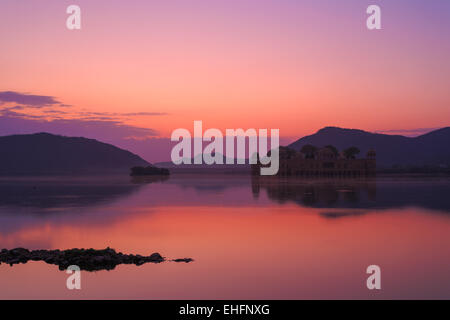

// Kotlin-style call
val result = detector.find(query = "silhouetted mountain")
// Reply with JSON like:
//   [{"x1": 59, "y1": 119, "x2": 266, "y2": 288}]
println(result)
[
  {"x1": 288, "y1": 127, "x2": 450, "y2": 168},
  {"x1": 0, "y1": 133, "x2": 150, "y2": 175}
]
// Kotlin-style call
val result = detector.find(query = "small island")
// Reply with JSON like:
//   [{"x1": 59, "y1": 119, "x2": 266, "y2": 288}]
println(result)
[
  {"x1": 0, "y1": 248, "x2": 192, "y2": 271},
  {"x1": 130, "y1": 165, "x2": 170, "y2": 176}
]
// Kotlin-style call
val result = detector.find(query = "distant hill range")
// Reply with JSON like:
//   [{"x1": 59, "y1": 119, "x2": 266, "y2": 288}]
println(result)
[
  {"x1": 289, "y1": 127, "x2": 450, "y2": 169},
  {"x1": 1, "y1": 127, "x2": 448, "y2": 175},
  {"x1": 0, "y1": 133, "x2": 149, "y2": 175}
]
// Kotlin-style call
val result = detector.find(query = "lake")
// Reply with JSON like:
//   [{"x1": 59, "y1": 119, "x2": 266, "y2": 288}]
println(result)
[{"x1": 1, "y1": 174, "x2": 450, "y2": 299}]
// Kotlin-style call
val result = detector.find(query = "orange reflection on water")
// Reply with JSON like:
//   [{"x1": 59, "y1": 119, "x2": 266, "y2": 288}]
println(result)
[{"x1": 2, "y1": 204, "x2": 450, "y2": 299}]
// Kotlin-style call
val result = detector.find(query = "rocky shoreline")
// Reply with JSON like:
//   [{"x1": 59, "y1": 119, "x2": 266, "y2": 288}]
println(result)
[{"x1": 0, "y1": 248, "x2": 193, "y2": 271}]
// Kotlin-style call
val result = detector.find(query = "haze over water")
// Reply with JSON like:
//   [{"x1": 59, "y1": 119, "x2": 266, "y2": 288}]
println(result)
[{"x1": 1, "y1": 174, "x2": 449, "y2": 299}]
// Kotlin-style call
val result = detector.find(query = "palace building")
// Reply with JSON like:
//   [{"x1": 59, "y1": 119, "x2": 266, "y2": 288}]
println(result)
[{"x1": 252, "y1": 146, "x2": 376, "y2": 177}]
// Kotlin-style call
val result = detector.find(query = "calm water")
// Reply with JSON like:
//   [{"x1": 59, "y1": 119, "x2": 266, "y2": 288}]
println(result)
[{"x1": 1, "y1": 174, "x2": 450, "y2": 299}]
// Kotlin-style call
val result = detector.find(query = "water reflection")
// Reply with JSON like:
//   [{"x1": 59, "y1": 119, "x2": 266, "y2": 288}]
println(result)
[
  {"x1": 251, "y1": 175, "x2": 450, "y2": 213},
  {"x1": 1, "y1": 174, "x2": 450, "y2": 299},
  {"x1": 130, "y1": 175, "x2": 170, "y2": 185},
  {"x1": 0, "y1": 175, "x2": 163, "y2": 236},
  {"x1": 0, "y1": 176, "x2": 143, "y2": 211},
  {"x1": 1, "y1": 174, "x2": 449, "y2": 215},
  {"x1": 0, "y1": 174, "x2": 449, "y2": 236}
]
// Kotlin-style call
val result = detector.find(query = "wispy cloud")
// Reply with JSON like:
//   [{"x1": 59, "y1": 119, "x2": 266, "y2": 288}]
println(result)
[
  {"x1": 0, "y1": 91, "x2": 168, "y2": 121},
  {"x1": 74, "y1": 110, "x2": 168, "y2": 121},
  {"x1": 0, "y1": 113, "x2": 170, "y2": 162},
  {"x1": 375, "y1": 127, "x2": 440, "y2": 137},
  {"x1": 0, "y1": 91, "x2": 167, "y2": 142},
  {"x1": 0, "y1": 91, "x2": 63, "y2": 107},
  {"x1": 0, "y1": 113, "x2": 159, "y2": 139},
  {"x1": 122, "y1": 112, "x2": 167, "y2": 116}
]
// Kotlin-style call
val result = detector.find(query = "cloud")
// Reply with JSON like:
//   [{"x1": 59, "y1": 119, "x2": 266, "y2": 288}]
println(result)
[
  {"x1": 42, "y1": 109, "x2": 68, "y2": 114},
  {"x1": 0, "y1": 91, "x2": 167, "y2": 159},
  {"x1": 0, "y1": 91, "x2": 168, "y2": 121},
  {"x1": 0, "y1": 114, "x2": 171, "y2": 162},
  {"x1": 0, "y1": 91, "x2": 63, "y2": 107},
  {"x1": 0, "y1": 108, "x2": 43, "y2": 119},
  {"x1": 375, "y1": 127, "x2": 440, "y2": 137},
  {"x1": 0, "y1": 90, "x2": 168, "y2": 139},
  {"x1": 0, "y1": 113, "x2": 158, "y2": 139},
  {"x1": 122, "y1": 112, "x2": 168, "y2": 116},
  {"x1": 6, "y1": 105, "x2": 25, "y2": 111},
  {"x1": 74, "y1": 111, "x2": 168, "y2": 119},
  {"x1": 0, "y1": 91, "x2": 173, "y2": 162}
]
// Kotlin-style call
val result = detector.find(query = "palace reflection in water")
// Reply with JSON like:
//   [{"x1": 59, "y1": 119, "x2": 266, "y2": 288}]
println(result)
[{"x1": 251, "y1": 175, "x2": 450, "y2": 213}]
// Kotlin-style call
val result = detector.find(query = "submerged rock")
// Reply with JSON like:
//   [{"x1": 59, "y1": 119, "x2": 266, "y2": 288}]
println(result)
[
  {"x1": 172, "y1": 258, "x2": 194, "y2": 263},
  {"x1": 0, "y1": 247, "x2": 192, "y2": 271}
]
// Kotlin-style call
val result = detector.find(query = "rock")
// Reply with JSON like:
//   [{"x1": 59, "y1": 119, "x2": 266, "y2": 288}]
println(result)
[
  {"x1": 172, "y1": 258, "x2": 194, "y2": 263},
  {"x1": 130, "y1": 166, "x2": 170, "y2": 176},
  {"x1": 10, "y1": 248, "x2": 30, "y2": 257},
  {"x1": 0, "y1": 247, "x2": 191, "y2": 271},
  {"x1": 149, "y1": 253, "x2": 164, "y2": 261}
]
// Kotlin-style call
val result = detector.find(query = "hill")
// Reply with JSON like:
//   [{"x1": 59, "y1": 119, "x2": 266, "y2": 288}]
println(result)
[
  {"x1": 0, "y1": 133, "x2": 150, "y2": 175},
  {"x1": 288, "y1": 127, "x2": 450, "y2": 168}
]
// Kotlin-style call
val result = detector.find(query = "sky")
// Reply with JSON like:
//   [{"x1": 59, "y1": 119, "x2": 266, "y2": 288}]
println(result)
[{"x1": 0, "y1": 0, "x2": 449, "y2": 162}]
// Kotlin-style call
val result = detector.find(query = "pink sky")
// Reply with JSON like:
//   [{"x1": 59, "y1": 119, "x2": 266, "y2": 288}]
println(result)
[{"x1": 0, "y1": 0, "x2": 449, "y2": 161}]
